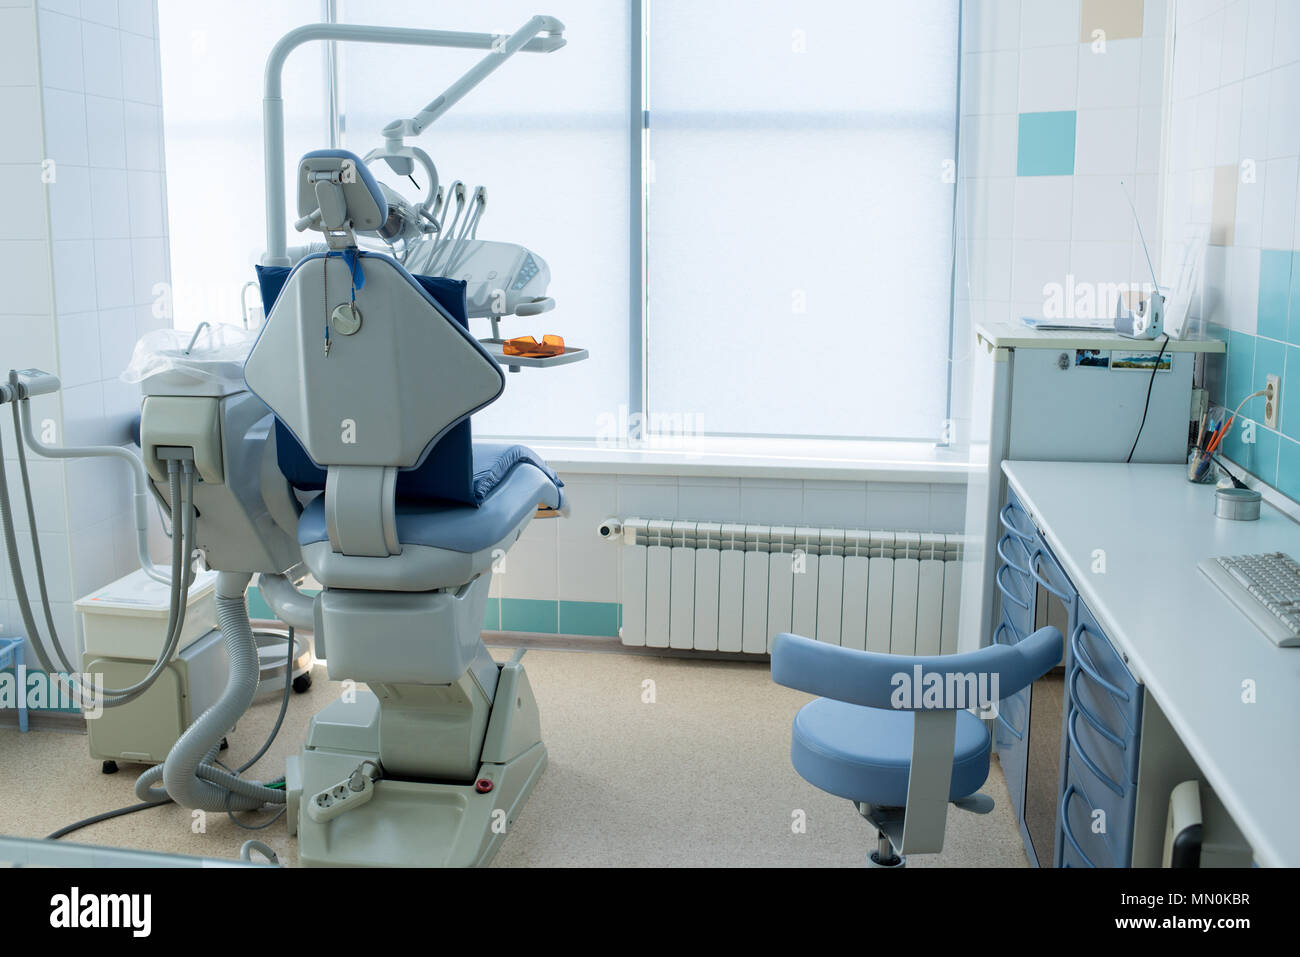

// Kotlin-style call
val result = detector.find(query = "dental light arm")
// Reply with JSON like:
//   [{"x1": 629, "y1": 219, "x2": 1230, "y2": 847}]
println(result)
[{"x1": 262, "y1": 18, "x2": 565, "y2": 265}]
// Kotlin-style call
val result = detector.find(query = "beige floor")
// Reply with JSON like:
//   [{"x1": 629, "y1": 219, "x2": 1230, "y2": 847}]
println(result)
[{"x1": 0, "y1": 643, "x2": 1029, "y2": 868}]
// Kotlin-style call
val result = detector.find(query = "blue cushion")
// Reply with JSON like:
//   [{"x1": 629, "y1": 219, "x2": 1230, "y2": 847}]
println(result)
[
  {"x1": 253, "y1": 264, "x2": 481, "y2": 506},
  {"x1": 790, "y1": 698, "x2": 990, "y2": 807},
  {"x1": 298, "y1": 459, "x2": 563, "y2": 554},
  {"x1": 301, "y1": 148, "x2": 388, "y2": 222},
  {"x1": 471, "y1": 443, "x2": 563, "y2": 503}
]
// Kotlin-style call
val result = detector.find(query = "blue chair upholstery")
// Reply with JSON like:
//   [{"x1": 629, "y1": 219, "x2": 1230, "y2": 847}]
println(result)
[
  {"x1": 792, "y1": 701, "x2": 990, "y2": 807},
  {"x1": 772, "y1": 626, "x2": 1063, "y2": 859}
]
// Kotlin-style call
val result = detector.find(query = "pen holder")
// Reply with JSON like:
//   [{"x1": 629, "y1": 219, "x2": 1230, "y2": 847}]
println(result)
[{"x1": 1187, "y1": 447, "x2": 1217, "y2": 484}]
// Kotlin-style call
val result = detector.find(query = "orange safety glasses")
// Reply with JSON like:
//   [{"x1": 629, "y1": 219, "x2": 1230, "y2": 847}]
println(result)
[{"x1": 502, "y1": 334, "x2": 565, "y2": 358}]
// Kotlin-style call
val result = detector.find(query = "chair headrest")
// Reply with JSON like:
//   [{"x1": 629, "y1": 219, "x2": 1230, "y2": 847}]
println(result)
[{"x1": 297, "y1": 149, "x2": 387, "y2": 236}]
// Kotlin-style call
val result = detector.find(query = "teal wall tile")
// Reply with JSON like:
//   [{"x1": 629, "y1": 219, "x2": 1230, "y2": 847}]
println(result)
[
  {"x1": 1258, "y1": 250, "x2": 1292, "y2": 341},
  {"x1": 1253, "y1": 335, "x2": 1286, "y2": 400},
  {"x1": 1278, "y1": 438, "x2": 1300, "y2": 503},
  {"x1": 500, "y1": 598, "x2": 557, "y2": 634},
  {"x1": 1290, "y1": 252, "x2": 1300, "y2": 345},
  {"x1": 1226, "y1": 331, "x2": 1256, "y2": 409},
  {"x1": 1017, "y1": 111, "x2": 1076, "y2": 176},
  {"x1": 558, "y1": 601, "x2": 620, "y2": 638},
  {"x1": 482, "y1": 598, "x2": 501, "y2": 631},
  {"x1": 1, "y1": 667, "x2": 81, "y2": 713},
  {"x1": 247, "y1": 586, "x2": 274, "y2": 621},
  {"x1": 1284, "y1": 346, "x2": 1300, "y2": 442}
]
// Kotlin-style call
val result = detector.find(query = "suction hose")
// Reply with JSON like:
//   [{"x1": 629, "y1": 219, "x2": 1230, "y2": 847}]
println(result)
[{"x1": 138, "y1": 572, "x2": 286, "y2": 811}]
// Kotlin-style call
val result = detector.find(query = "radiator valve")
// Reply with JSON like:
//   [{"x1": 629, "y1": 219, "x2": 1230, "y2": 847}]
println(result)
[{"x1": 598, "y1": 518, "x2": 622, "y2": 540}]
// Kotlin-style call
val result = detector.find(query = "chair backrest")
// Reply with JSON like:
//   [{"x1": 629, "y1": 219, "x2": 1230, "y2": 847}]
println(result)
[
  {"x1": 244, "y1": 150, "x2": 504, "y2": 557},
  {"x1": 771, "y1": 626, "x2": 1061, "y2": 713}
]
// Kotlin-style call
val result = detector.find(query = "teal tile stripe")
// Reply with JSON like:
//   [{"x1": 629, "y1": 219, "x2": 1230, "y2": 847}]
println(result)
[
  {"x1": 485, "y1": 600, "x2": 622, "y2": 638},
  {"x1": 559, "y1": 601, "x2": 621, "y2": 638},
  {"x1": 500, "y1": 598, "x2": 558, "y2": 635},
  {"x1": 1017, "y1": 111, "x2": 1076, "y2": 176},
  {"x1": 1, "y1": 667, "x2": 84, "y2": 714}
]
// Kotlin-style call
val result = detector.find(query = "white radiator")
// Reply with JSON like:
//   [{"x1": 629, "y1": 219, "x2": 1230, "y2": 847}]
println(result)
[{"x1": 618, "y1": 520, "x2": 964, "y2": 655}]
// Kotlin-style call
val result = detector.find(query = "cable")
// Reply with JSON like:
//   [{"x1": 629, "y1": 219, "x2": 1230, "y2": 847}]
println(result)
[
  {"x1": 235, "y1": 628, "x2": 296, "y2": 774},
  {"x1": 1125, "y1": 335, "x2": 1170, "y2": 463},
  {"x1": 47, "y1": 800, "x2": 173, "y2": 840}
]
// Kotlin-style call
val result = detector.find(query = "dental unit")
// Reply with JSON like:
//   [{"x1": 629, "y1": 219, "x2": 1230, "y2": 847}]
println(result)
[{"x1": 0, "y1": 14, "x2": 578, "y2": 868}]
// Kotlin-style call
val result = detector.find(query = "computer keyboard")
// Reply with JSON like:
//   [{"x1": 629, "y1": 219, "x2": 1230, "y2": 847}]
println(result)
[{"x1": 1198, "y1": 552, "x2": 1300, "y2": 647}]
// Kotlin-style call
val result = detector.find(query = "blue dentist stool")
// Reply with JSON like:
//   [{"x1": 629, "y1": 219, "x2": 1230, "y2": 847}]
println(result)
[{"x1": 771, "y1": 626, "x2": 1061, "y2": 867}]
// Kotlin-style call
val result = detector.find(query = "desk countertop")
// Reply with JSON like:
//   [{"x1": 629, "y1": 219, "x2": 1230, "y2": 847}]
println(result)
[
  {"x1": 1003, "y1": 461, "x2": 1300, "y2": 867},
  {"x1": 976, "y1": 321, "x2": 1227, "y2": 353}
]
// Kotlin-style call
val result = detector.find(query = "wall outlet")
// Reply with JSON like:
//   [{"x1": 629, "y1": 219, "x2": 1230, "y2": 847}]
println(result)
[{"x1": 1265, "y1": 374, "x2": 1280, "y2": 430}]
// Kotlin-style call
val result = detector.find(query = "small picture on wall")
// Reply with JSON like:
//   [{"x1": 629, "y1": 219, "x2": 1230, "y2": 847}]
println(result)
[
  {"x1": 1111, "y1": 350, "x2": 1172, "y2": 372},
  {"x1": 1074, "y1": 349, "x2": 1110, "y2": 368}
]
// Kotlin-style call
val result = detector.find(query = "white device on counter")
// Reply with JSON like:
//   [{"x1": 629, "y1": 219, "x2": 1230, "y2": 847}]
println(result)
[{"x1": 1198, "y1": 552, "x2": 1300, "y2": 647}]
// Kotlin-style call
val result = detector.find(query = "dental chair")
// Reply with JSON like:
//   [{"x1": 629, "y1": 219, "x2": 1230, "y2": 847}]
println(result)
[
  {"x1": 771, "y1": 626, "x2": 1061, "y2": 867},
  {"x1": 244, "y1": 149, "x2": 565, "y2": 866}
]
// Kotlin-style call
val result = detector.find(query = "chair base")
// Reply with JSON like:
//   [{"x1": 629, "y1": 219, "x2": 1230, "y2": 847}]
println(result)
[
  {"x1": 867, "y1": 848, "x2": 907, "y2": 868},
  {"x1": 287, "y1": 668, "x2": 546, "y2": 868}
]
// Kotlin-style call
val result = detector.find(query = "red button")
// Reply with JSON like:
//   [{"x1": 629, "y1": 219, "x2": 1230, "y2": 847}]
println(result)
[{"x1": 474, "y1": 778, "x2": 494, "y2": 793}]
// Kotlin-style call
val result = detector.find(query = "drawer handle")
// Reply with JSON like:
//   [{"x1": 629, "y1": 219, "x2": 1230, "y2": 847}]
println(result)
[
  {"x1": 998, "y1": 503, "x2": 1035, "y2": 544},
  {"x1": 997, "y1": 533, "x2": 1030, "y2": 575},
  {"x1": 1070, "y1": 623, "x2": 1131, "y2": 703},
  {"x1": 994, "y1": 619, "x2": 1022, "y2": 646},
  {"x1": 997, "y1": 563, "x2": 1031, "y2": 610},
  {"x1": 1059, "y1": 784, "x2": 1098, "y2": 869},
  {"x1": 1031, "y1": 548, "x2": 1073, "y2": 603},
  {"x1": 1068, "y1": 708, "x2": 1126, "y2": 798},
  {"x1": 1068, "y1": 664, "x2": 1127, "y2": 748}
]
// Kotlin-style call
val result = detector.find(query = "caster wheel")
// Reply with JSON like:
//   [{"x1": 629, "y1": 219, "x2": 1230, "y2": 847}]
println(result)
[
  {"x1": 293, "y1": 673, "x2": 313, "y2": 694},
  {"x1": 219, "y1": 737, "x2": 229, "y2": 751},
  {"x1": 101, "y1": 760, "x2": 118, "y2": 775}
]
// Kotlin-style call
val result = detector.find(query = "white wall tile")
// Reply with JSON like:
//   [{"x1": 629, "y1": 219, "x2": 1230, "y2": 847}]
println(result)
[
  {"x1": 1145, "y1": 0, "x2": 1170, "y2": 36},
  {"x1": 1072, "y1": 174, "x2": 1139, "y2": 241},
  {"x1": 0, "y1": 6, "x2": 39, "y2": 85},
  {"x1": 963, "y1": 112, "x2": 1019, "y2": 177},
  {"x1": 1271, "y1": 0, "x2": 1300, "y2": 66},
  {"x1": 0, "y1": 86, "x2": 43, "y2": 163},
  {"x1": 51, "y1": 238, "x2": 95, "y2": 313},
  {"x1": 1020, "y1": 0, "x2": 1079, "y2": 48},
  {"x1": 37, "y1": 9, "x2": 83, "y2": 92},
  {"x1": 41, "y1": 89, "x2": 88, "y2": 167},
  {"x1": 1233, "y1": 165, "x2": 1265, "y2": 246},
  {"x1": 1197, "y1": 7, "x2": 1226, "y2": 93},
  {"x1": 80, "y1": 21, "x2": 123, "y2": 100},
  {"x1": 963, "y1": 174, "x2": 1016, "y2": 239},
  {"x1": 864, "y1": 483, "x2": 932, "y2": 531},
  {"x1": 1214, "y1": 80, "x2": 1243, "y2": 165},
  {"x1": 55, "y1": 308, "x2": 100, "y2": 387},
  {"x1": 1264, "y1": 62, "x2": 1300, "y2": 157},
  {"x1": 80, "y1": 0, "x2": 116, "y2": 27},
  {"x1": 47, "y1": 163, "x2": 90, "y2": 239},
  {"x1": 1011, "y1": 238, "x2": 1072, "y2": 302},
  {"x1": 802, "y1": 480, "x2": 868, "y2": 528},
  {"x1": 738, "y1": 478, "x2": 804, "y2": 525},
  {"x1": 676, "y1": 477, "x2": 741, "y2": 521},
  {"x1": 965, "y1": 0, "x2": 1022, "y2": 52},
  {"x1": 1074, "y1": 107, "x2": 1141, "y2": 174},
  {"x1": 1236, "y1": 73, "x2": 1270, "y2": 162},
  {"x1": 1137, "y1": 105, "x2": 1164, "y2": 171},
  {"x1": 963, "y1": 50, "x2": 1020, "y2": 115},
  {"x1": 966, "y1": 238, "x2": 1013, "y2": 300},
  {"x1": 70, "y1": 518, "x2": 118, "y2": 600},
  {"x1": 1224, "y1": 244, "x2": 1261, "y2": 332},
  {"x1": 120, "y1": 29, "x2": 158, "y2": 104},
  {"x1": 84, "y1": 94, "x2": 126, "y2": 168},
  {"x1": 1078, "y1": 38, "x2": 1143, "y2": 108},
  {"x1": 122, "y1": 101, "x2": 162, "y2": 171},
  {"x1": 126, "y1": 168, "x2": 163, "y2": 237},
  {"x1": 1260, "y1": 156, "x2": 1299, "y2": 248},
  {"x1": 1018, "y1": 44, "x2": 1080, "y2": 112},
  {"x1": 96, "y1": 304, "x2": 134, "y2": 379},
  {"x1": 616, "y1": 475, "x2": 678, "y2": 518},
  {"x1": 1140, "y1": 36, "x2": 1168, "y2": 106},
  {"x1": 88, "y1": 166, "x2": 129, "y2": 239},
  {"x1": 496, "y1": 516, "x2": 556, "y2": 601},
  {"x1": 1219, "y1": 0, "x2": 1249, "y2": 84},
  {"x1": 0, "y1": 164, "x2": 47, "y2": 241},
  {"x1": 2, "y1": 239, "x2": 53, "y2": 313},
  {"x1": 1244, "y1": 0, "x2": 1278, "y2": 77},
  {"x1": 117, "y1": 0, "x2": 152, "y2": 37},
  {"x1": 1014, "y1": 175, "x2": 1074, "y2": 239},
  {"x1": 130, "y1": 234, "x2": 165, "y2": 303},
  {"x1": 58, "y1": 380, "x2": 103, "y2": 447},
  {"x1": 0, "y1": 313, "x2": 56, "y2": 372},
  {"x1": 929, "y1": 485, "x2": 967, "y2": 533},
  {"x1": 92, "y1": 237, "x2": 132, "y2": 309}
]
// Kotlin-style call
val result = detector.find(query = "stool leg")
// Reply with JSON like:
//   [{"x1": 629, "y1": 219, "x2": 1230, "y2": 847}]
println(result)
[{"x1": 16, "y1": 646, "x2": 27, "y2": 733}]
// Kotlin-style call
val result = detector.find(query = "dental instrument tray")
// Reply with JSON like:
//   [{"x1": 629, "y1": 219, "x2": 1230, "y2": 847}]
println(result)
[{"x1": 480, "y1": 337, "x2": 588, "y2": 370}]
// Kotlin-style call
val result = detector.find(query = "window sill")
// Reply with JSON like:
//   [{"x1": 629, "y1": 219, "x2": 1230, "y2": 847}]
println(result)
[{"x1": 487, "y1": 436, "x2": 971, "y2": 484}]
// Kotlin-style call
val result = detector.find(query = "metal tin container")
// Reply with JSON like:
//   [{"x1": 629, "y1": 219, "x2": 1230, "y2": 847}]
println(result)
[{"x1": 1215, "y1": 487, "x2": 1261, "y2": 521}]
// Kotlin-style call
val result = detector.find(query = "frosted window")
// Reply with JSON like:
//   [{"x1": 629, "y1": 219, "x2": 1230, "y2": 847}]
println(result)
[
  {"x1": 158, "y1": 0, "x2": 328, "y2": 332},
  {"x1": 336, "y1": 1, "x2": 630, "y2": 440},
  {"x1": 645, "y1": 0, "x2": 959, "y2": 440}
]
